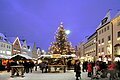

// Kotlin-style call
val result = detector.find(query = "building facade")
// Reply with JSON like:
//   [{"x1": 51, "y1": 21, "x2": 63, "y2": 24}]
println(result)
[
  {"x1": 83, "y1": 32, "x2": 97, "y2": 61},
  {"x1": 8, "y1": 37, "x2": 21, "y2": 55},
  {"x1": 81, "y1": 11, "x2": 120, "y2": 62},
  {"x1": 0, "y1": 33, "x2": 12, "y2": 58},
  {"x1": 20, "y1": 40, "x2": 29, "y2": 55},
  {"x1": 112, "y1": 13, "x2": 120, "y2": 61}
]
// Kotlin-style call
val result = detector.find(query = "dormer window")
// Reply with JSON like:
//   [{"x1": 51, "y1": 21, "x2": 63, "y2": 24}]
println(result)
[{"x1": 102, "y1": 17, "x2": 108, "y2": 25}]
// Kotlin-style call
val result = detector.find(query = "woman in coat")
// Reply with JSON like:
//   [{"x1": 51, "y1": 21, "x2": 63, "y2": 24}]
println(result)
[
  {"x1": 74, "y1": 60, "x2": 81, "y2": 80},
  {"x1": 87, "y1": 63, "x2": 92, "y2": 77}
]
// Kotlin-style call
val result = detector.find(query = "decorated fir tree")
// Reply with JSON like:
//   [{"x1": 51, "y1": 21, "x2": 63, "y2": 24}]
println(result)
[{"x1": 49, "y1": 22, "x2": 75, "y2": 55}]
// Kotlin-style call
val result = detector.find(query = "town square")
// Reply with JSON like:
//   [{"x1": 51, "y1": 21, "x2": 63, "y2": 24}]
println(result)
[{"x1": 0, "y1": 0, "x2": 120, "y2": 80}]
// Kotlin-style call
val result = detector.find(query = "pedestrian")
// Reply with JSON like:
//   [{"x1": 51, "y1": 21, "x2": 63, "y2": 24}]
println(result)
[
  {"x1": 74, "y1": 60, "x2": 81, "y2": 80},
  {"x1": 6, "y1": 60, "x2": 11, "y2": 72},
  {"x1": 107, "y1": 62, "x2": 117, "y2": 80},
  {"x1": 87, "y1": 62, "x2": 92, "y2": 77}
]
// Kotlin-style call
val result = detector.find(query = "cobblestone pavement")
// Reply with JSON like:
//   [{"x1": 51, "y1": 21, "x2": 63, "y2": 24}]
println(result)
[{"x1": 0, "y1": 70, "x2": 91, "y2": 80}]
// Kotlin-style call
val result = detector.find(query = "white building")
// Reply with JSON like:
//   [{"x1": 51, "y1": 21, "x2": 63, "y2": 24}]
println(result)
[{"x1": 0, "y1": 33, "x2": 12, "y2": 59}]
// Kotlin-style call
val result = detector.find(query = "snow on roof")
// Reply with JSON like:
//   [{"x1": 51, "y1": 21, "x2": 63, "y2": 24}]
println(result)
[
  {"x1": 0, "y1": 33, "x2": 7, "y2": 39},
  {"x1": 11, "y1": 54, "x2": 32, "y2": 59}
]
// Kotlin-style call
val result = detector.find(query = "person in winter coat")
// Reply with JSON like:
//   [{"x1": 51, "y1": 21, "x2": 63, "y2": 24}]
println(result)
[
  {"x1": 87, "y1": 63, "x2": 92, "y2": 77},
  {"x1": 74, "y1": 60, "x2": 81, "y2": 80},
  {"x1": 108, "y1": 62, "x2": 117, "y2": 80}
]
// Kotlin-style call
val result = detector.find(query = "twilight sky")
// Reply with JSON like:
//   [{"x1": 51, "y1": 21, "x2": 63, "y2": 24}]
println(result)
[{"x1": 0, "y1": 0, "x2": 120, "y2": 51}]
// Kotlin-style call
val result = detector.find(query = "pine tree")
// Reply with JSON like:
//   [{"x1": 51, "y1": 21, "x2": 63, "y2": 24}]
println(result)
[{"x1": 49, "y1": 23, "x2": 75, "y2": 55}]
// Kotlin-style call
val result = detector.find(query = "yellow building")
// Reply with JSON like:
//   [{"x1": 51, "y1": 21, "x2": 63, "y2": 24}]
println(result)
[
  {"x1": 80, "y1": 10, "x2": 120, "y2": 62},
  {"x1": 112, "y1": 11, "x2": 120, "y2": 61},
  {"x1": 83, "y1": 32, "x2": 97, "y2": 61}
]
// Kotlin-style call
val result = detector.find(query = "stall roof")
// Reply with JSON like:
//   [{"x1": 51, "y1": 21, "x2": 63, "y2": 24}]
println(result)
[{"x1": 11, "y1": 54, "x2": 32, "y2": 59}]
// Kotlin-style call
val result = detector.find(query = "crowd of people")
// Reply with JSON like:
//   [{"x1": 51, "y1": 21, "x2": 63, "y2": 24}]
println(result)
[
  {"x1": 5, "y1": 60, "x2": 49, "y2": 77},
  {"x1": 5, "y1": 59, "x2": 120, "y2": 80},
  {"x1": 74, "y1": 60, "x2": 120, "y2": 80}
]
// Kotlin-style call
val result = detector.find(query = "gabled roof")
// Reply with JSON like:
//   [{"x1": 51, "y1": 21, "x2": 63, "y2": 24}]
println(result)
[
  {"x1": 0, "y1": 33, "x2": 11, "y2": 43},
  {"x1": 0, "y1": 33, "x2": 7, "y2": 39},
  {"x1": 96, "y1": 10, "x2": 111, "y2": 30},
  {"x1": 8, "y1": 37, "x2": 22, "y2": 48}
]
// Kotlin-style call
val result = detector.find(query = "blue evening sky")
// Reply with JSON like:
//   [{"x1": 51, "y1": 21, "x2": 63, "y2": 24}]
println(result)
[{"x1": 0, "y1": 0, "x2": 120, "y2": 51}]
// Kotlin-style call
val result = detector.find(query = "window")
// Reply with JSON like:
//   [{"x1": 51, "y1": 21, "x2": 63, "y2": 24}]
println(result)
[
  {"x1": 4, "y1": 44, "x2": 5, "y2": 47},
  {"x1": 102, "y1": 29, "x2": 103, "y2": 33},
  {"x1": 102, "y1": 38, "x2": 104, "y2": 43},
  {"x1": 102, "y1": 48, "x2": 104, "y2": 52},
  {"x1": 9, "y1": 46, "x2": 11, "y2": 49},
  {"x1": 107, "y1": 26, "x2": 109, "y2": 30},
  {"x1": 99, "y1": 49, "x2": 100, "y2": 53},
  {"x1": 104, "y1": 27, "x2": 106, "y2": 32},
  {"x1": 99, "y1": 31, "x2": 101, "y2": 35},
  {"x1": 7, "y1": 45, "x2": 9, "y2": 48},
  {"x1": 118, "y1": 31, "x2": 120, "y2": 38},
  {"x1": 0, "y1": 37, "x2": 3, "y2": 40},
  {"x1": 108, "y1": 35, "x2": 111, "y2": 41},
  {"x1": 98, "y1": 40, "x2": 100, "y2": 44},
  {"x1": 1, "y1": 43, "x2": 3, "y2": 47}
]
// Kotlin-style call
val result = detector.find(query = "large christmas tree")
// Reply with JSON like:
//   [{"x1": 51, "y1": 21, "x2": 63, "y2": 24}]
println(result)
[{"x1": 49, "y1": 23, "x2": 75, "y2": 55}]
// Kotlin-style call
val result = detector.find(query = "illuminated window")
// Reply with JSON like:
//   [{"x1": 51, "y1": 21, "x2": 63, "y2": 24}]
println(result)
[{"x1": 118, "y1": 31, "x2": 120, "y2": 38}]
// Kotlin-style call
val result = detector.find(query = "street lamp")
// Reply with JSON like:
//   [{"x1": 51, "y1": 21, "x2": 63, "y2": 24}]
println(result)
[{"x1": 65, "y1": 30, "x2": 71, "y2": 35}]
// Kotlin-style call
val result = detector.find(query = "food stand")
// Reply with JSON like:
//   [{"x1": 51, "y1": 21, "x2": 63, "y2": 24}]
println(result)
[{"x1": 47, "y1": 54, "x2": 67, "y2": 73}]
